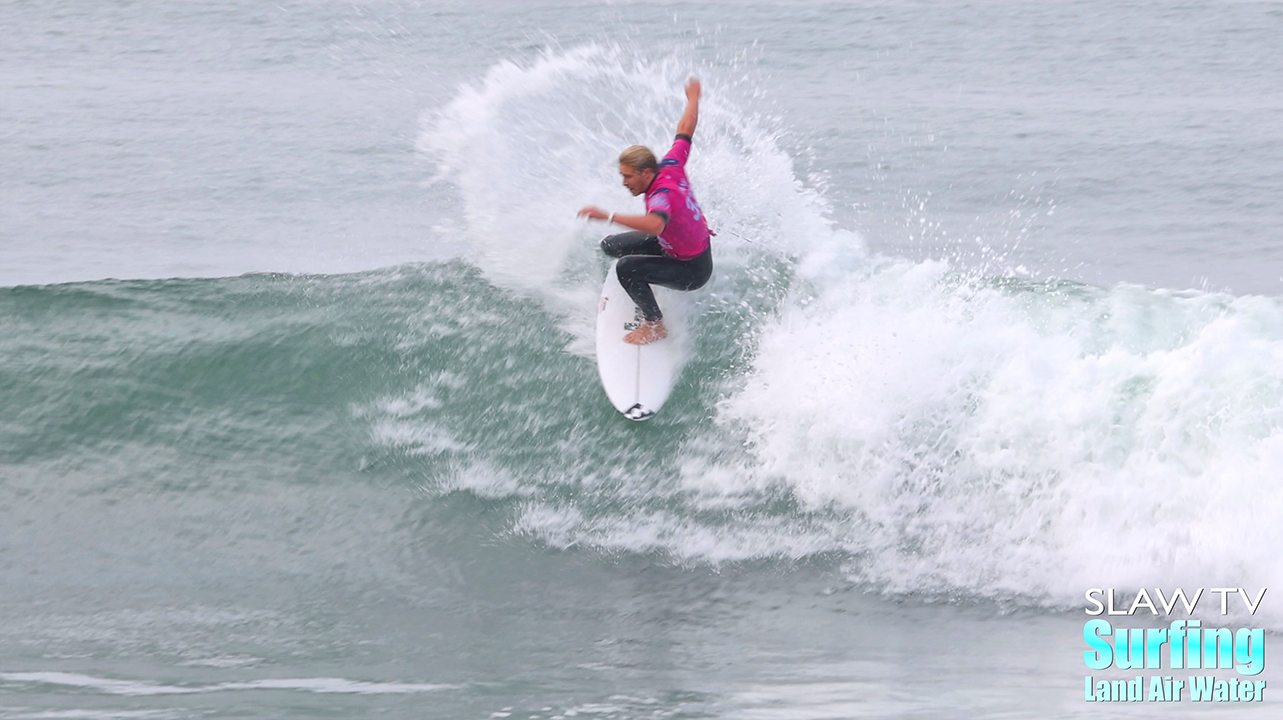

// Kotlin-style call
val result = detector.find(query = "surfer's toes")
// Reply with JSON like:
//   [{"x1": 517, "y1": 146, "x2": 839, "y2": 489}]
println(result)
[{"x1": 624, "y1": 320, "x2": 667, "y2": 345}]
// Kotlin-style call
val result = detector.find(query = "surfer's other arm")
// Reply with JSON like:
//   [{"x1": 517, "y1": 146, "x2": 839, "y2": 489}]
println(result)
[{"x1": 577, "y1": 207, "x2": 667, "y2": 235}]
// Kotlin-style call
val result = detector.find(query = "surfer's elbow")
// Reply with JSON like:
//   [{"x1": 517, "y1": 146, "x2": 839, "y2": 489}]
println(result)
[{"x1": 644, "y1": 212, "x2": 667, "y2": 235}]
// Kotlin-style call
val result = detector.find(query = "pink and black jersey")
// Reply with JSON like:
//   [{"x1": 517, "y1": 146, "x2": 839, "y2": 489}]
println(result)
[{"x1": 645, "y1": 135, "x2": 711, "y2": 261}]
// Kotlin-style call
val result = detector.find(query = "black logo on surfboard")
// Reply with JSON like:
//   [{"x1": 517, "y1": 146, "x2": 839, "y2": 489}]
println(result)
[
  {"x1": 623, "y1": 403, "x2": 654, "y2": 421},
  {"x1": 623, "y1": 306, "x2": 645, "y2": 331}
]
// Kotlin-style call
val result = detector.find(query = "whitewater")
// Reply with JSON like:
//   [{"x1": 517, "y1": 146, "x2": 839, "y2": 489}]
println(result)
[
  {"x1": 3, "y1": 1, "x2": 1282, "y2": 718},
  {"x1": 420, "y1": 41, "x2": 1283, "y2": 610}
]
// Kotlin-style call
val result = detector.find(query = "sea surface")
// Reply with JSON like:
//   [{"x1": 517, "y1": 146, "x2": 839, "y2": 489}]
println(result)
[{"x1": 3, "y1": 1, "x2": 1283, "y2": 718}]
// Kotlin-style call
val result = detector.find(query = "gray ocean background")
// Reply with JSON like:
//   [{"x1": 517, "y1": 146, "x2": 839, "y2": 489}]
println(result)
[{"x1": 3, "y1": 1, "x2": 1283, "y2": 717}]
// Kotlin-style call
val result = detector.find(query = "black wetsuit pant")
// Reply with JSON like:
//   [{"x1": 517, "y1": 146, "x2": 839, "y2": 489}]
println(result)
[{"x1": 601, "y1": 232, "x2": 713, "y2": 322}]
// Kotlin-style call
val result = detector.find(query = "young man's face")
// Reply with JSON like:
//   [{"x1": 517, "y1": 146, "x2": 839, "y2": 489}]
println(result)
[{"x1": 620, "y1": 164, "x2": 655, "y2": 196}]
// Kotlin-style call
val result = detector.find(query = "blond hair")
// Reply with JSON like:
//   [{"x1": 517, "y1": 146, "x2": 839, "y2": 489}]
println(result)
[{"x1": 619, "y1": 145, "x2": 658, "y2": 173}]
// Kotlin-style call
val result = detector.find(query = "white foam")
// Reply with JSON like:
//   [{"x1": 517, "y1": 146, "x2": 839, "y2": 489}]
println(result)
[
  {"x1": 0, "y1": 673, "x2": 200, "y2": 697},
  {"x1": 444, "y1": 461, "x2": 527, "y2": 499},
  {"x1": 370, "y1": 420, "x2": 468, "y2": 456},
  {"x1": 219, "y1": 678, "x2": 451, "y2": 694},
  {"x1": 432, "y1": 45, "x2": 1283, "y2": 626},
  {"x1": 0, "y1": 672, "x2": 451, "y2": 696},
  {"x1": 718, "y1": 259, "x2": 1283, "y2": 619},
  {"x1": 0, "y1": 711, "x2": 179, "y2": 720}
]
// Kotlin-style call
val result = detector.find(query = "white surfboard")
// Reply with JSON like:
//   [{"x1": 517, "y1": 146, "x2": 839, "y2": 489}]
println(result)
[{"x1": 595, "y1": 261, "x2": 682, "y2": 421}]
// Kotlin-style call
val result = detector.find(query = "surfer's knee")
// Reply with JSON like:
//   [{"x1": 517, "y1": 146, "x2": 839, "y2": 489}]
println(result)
[
  {"x1": 615, "y1": 255, "x2": 641, "y2": 282},
  {"x1": 600, "y1": 232, "x2": 641, "y2": 257}
]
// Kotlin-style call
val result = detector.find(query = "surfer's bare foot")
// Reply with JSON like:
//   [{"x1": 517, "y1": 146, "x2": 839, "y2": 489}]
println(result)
[{"x1": 624, "y1": 320, "x2": 667, "y2": 345}]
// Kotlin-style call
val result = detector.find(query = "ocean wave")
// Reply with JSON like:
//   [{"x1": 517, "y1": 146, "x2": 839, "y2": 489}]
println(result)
[{"x1": 412, "y1": 44, "x2": 1283, "y2": 623}]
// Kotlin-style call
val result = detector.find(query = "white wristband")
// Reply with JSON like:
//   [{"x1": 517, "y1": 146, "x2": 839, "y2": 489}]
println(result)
[{"x1": 607, "y1": 213, "x2": 615, "y2": 224}]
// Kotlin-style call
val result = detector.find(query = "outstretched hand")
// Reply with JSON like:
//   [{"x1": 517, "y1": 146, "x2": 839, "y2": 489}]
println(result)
[
  {"x1": 685, "y1": 78, "x2": 700, "y2": 102},
  {"x1": 578, "y1": 206, "x2": 608, "y2": 221}
]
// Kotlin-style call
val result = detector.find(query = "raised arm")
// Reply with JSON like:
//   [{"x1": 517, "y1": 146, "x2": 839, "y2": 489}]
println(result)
[{"x1": 675, "y1": 78, "x2": 700, "y2": 138}]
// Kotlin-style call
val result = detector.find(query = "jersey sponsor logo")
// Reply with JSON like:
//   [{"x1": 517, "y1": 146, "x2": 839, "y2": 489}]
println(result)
[{"x1": 685, "y1": 192, "x2": 703, "y2": 222}]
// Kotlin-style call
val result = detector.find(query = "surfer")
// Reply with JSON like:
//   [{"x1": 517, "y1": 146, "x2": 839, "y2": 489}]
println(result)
[{"x1": 578, "y1": 78, "x2": 713, "y2": 345}]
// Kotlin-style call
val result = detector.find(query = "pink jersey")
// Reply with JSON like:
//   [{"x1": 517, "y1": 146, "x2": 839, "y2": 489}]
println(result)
[{"x1": 645, "y1": 136, "x2": 711, "y2": 261}]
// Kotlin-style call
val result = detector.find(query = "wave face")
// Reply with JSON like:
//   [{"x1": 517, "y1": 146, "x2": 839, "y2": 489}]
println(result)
[
  {"x1": 5, "y1": 45, "x2": 1283, "y2": 631},
  {"x1": 415, "y1": 45, "x2": 1283, "y2": 620}
]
